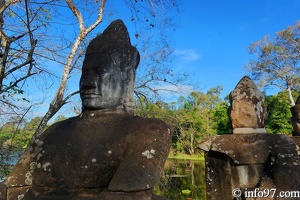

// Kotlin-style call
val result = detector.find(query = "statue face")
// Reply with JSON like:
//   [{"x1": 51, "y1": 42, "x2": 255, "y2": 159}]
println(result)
[{"x1": 79, "y1": 54, "x2": 123, "y2": 110}]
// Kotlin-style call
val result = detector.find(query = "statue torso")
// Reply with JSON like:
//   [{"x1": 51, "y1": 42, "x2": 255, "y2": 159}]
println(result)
[{"x1": 33, "y1": 112, "x2": 132, "y2": 188}]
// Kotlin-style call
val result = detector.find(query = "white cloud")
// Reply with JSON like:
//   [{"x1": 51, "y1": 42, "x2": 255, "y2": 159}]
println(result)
[
  {"x1": 174, "y1": 49, "x2": 201, "y2": 64},
  {"x1": 153, "y1": 84, "x2": 194, "y2": 95}
]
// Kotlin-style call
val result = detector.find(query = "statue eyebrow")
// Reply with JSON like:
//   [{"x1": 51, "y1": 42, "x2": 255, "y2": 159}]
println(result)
[{"x1": 94, "y1": 67, "x2": 108, "y2": 74}]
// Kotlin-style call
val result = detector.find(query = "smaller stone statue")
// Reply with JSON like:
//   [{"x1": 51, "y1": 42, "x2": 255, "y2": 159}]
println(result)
[
  {"x1": 291, "y1": 95, "x2": 300, "y2": 136},
  {"x1": 199, "y1": 76, "x2": 300, "y2": 200},
  {"x1": 229, "y1": 76, "x2": 267, "y2": 134}
]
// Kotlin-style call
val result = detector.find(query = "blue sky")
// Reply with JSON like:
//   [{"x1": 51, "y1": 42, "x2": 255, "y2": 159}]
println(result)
[
  {"x1": 17, "y1": 0, "x2": 300, "y2": 120},
  {"x1": 167, "y1": 0, "x2": 300, "y2": 98}
]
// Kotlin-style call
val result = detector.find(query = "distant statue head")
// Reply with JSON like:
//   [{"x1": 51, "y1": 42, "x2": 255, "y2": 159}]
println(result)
[
  {"x1": 80, "y1": 19, "x2": 140, "y2": 112},
  {"x1": 229, "y1": 76, "x2": 267, "y2": 134}
]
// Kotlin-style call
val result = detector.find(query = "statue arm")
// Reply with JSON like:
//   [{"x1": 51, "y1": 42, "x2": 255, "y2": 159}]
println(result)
[
  {"x1": 108, "y1": 118, "x2": 172, "y2": 192},
  {"x1": 2, "y1": 122, "x2": 60, "y2": 187}
]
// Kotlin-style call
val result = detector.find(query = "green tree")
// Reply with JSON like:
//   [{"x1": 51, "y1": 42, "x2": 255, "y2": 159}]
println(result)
[
  {"x1": 135, "y1": 86, "x2": 227, "y2": 156},
  {"x1": 13, "y1": 117, "x2": 41, "y2": 149},
  {"x1": 265, "y1": 91, "x2": 297, "y2": 134},
  {"x1": 0, "y1": 121, "x2": 16, "y2": 147},
  {"x1": 0, "y1": 117, "x2": 42, "y2": 150},
  {"x1": 0, "y1": 116, "x2": 25, "y2": 149},
  {"x1": 173, "y1": 86, "x2": 223, "y2": 155},
  {"x1": 246, "y1": 21, "x2": 300, "y2": 105},
  {"x1": 212, "y1": 100, "x2": 230, "y2": 134}
]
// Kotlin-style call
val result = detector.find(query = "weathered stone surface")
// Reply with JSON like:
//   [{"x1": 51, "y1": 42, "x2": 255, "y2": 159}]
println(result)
[
  {"x1": 291, "y1": 95, "x2": 300, "y2": 136},
  {"x1": 107, "y1": 117, "x2": 170, "y2": 191},
  {"x1": 9, "y1": 187, "x2": 104, "y2": 200},
  {"x1": 1, "y1": 19, "x2": 171, "y2": 200},
  {"x1": 30, "y1": 112, "x2": 170, "y2": 191},
  {"x1": 6, "y1": 186, "x2": 31, "y2": 200},
  {"x1": 204, "y1": 152, "x2": 266, "y2": 200},
  {"x1": 199, "y1": 134, "x2": 270, "y2": 164},
  {"x1": 0, "y1": 184, "x2": 7, "y2": 200},
  {"x1": 4, "y1": 112, "x2": 171, "y2": 199},
  {"x1": 229, "y1": 76, "x2": 267, "y2": 132},
  {"x1": 200, "y1": 133, "x2": 300, "y2": 200},
  {"x1": 291, "y1": 136, "x2": 300, "y2": 155},
  {"x1": 200, "y1": 133, "x2": 300, "y2": 165},
  {"x1": 232, "y1": 127, "x2": 266, "y2": 134},
  {"x1": 80, "y1": 19, "x2": 139, "y2": 113},
  {"x1": 200, "y1": 76, "x2": 300, "y2": 200}
]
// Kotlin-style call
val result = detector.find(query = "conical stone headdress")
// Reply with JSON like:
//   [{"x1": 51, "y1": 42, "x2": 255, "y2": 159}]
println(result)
[{"x1": 85, "y1": 19, "x2": 140, "y2": 71}]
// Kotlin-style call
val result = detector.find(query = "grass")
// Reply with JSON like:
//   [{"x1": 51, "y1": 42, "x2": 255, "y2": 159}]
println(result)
[{"x1": 168, "y1": 154, "x2": 204, "y2": 161}]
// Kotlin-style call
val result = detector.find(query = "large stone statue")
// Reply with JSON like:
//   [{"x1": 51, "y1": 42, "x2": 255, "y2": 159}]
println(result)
[{"x1": 0, "y1": 20, "x2": 171, "y2": 200}]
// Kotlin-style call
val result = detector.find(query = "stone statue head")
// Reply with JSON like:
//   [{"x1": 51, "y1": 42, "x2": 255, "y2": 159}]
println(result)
[
  {"x1": 80, "y1": 19, "x2": 140, "y2": 112},
  {"x1": 229, "y1": 76, "x2": 267, "y2": 134}
]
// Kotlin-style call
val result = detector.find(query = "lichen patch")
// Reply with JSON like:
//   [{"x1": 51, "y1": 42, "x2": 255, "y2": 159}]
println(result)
[
  {"x1": 142, "y1": 149, "x2": 156, "y2": 159},
  {"x1": 42, "y1": 162, "x2": 51, "y2": 171}
]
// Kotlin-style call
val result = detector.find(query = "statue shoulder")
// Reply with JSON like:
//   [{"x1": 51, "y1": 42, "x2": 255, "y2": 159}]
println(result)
[
  {"x1": 128, "y1": 116, "x2": 171, "y2": 137},
  {"x1": 39, "y1": 116, "x2": 79, "y2": 140}
]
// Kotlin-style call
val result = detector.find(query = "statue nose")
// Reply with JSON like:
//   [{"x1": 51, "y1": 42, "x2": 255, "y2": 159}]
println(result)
[{"x1": 83, "y1": 80, "x2": 97, "y2": 89}]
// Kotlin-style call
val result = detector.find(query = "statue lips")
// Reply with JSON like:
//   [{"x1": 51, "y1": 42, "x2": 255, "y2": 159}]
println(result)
[{"x1": 81, "y1": 93, "x2": 101, "y2": 99}]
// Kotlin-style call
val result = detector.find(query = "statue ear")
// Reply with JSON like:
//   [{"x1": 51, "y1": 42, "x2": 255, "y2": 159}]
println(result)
[
  {"x1": 121, "y1": 49, "x2": 140, "y2": 72},
  {"x1": 132, "y1": 50, "x2": 140, "y2": 70}
]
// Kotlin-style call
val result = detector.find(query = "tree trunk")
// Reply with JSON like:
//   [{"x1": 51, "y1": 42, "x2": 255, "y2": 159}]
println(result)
[
  {"x1": 191, "y1": 161, "x2": 195, "y2": 186},
  {"x1": 32, "y1": 104, "x2": 59, "y2": 140},
  {"x1": 288, "y1": 86, "x2": 295, "y2": 106},
  {"x1": 189, "y1": 132, "x2": 194, "y2": 155},
  {"x1": 32, "y1": 0, "x2": 106, "y2": 140}
]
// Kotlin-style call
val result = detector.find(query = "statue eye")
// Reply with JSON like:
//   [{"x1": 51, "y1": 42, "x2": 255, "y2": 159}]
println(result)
[{"x1": 95, "y1": 68, "x2": 108, "y2": 76}]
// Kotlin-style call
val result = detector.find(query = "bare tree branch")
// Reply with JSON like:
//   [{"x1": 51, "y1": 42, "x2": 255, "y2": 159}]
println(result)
[
  {"x1": 34, "y1": 0, "x2": 107, "y2": 138},
  {"x1": 0, "y1": 0, "x2": 20, "y2": 15},
  {"x1": 65, "y1": 0, "x2": 84, "y2": 31},
  {"x1": 3, "y1": 72, "x2": 37, "y2": 93}
]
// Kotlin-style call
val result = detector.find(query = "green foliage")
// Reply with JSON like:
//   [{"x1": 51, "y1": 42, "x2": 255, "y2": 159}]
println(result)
[
  {"x1": 265, "y1": 91, "x2": 296, "y2": 134},
  {"x1": 0, "y1": 117, "x2": 41, "y2": 150},
  {"x1": 212, "y1": 101, "x2": 230, "y2": 134},
  {"x1": 173, "y1": 86, "x2": 225, "y2": 155},
  {"x1": 136, "y1": 86, "x2": 230, "y2": 156},
  {"x1": 0, "y1": 117, "x2": 23, "y2": 149},
  {"x1": 15, "y1": 117, "x2": 42, "y2": 149},
  {"x1": 181, "y1": 189, "x2": 191, "y2": 195},
  {"x1": 0, "y1": 163, "x2": 13, "y2": 180}
]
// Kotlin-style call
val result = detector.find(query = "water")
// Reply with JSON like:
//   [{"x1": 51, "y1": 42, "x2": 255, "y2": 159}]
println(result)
[
  {"x1": 0, "y1": 152, "x2": 207, "y2": 199},
  {"x1": 0, "y1": 150, "x2": 23, "y2": 181},
  {"x1": 155, "y1": 159, "x2": 206, "y2": 200}
]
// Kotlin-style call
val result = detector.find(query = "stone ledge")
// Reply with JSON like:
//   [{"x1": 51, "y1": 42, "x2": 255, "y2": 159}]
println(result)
[{"x1": 233, "y1": 128, "x2": 267, "y2": 134}]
